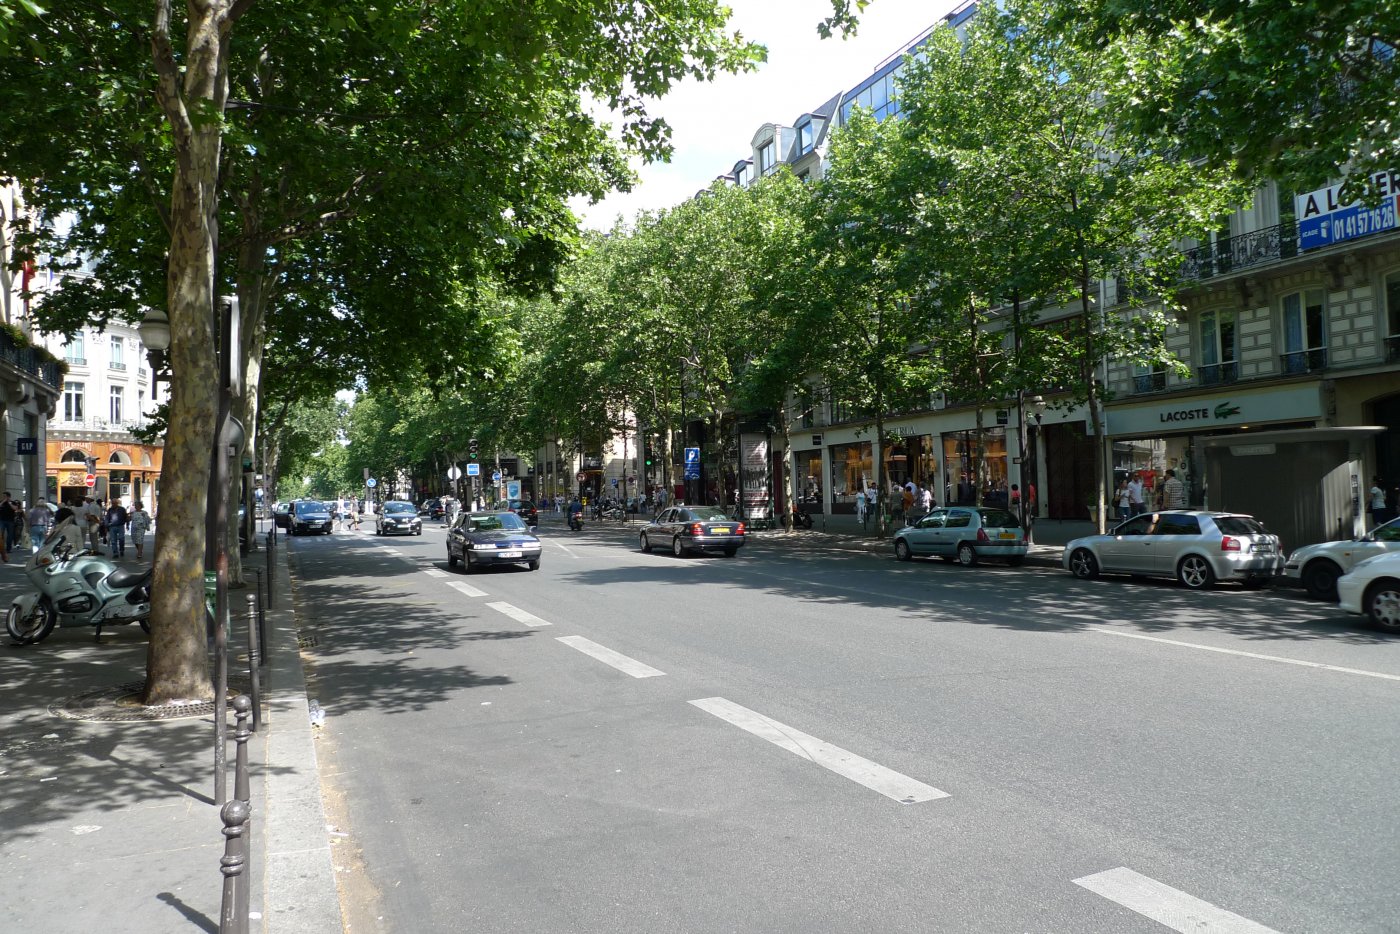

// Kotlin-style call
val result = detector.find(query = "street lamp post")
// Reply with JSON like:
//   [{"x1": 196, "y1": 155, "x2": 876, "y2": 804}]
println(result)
[{"x1": 1027, "y1": 395, "x2": 1045, "y2": 542}]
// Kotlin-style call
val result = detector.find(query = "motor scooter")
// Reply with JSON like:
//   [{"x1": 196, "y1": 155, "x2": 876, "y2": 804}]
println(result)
[
  {"x1": 6, "y1": 541, "x2": 152, "y2": 644},
  {"x1": 568, "y1": 511, "x2": 584, "y2": 532}
]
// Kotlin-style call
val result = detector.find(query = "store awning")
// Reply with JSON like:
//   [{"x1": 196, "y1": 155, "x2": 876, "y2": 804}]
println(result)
[{"x1": 1199, "y1": 425, "x2": 1385, "y2": 453}]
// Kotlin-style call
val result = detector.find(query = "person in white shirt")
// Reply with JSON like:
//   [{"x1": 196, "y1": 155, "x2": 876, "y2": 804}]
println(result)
[
  {"x1": 1371, "y1": 476, "x2": 1390, "y2": 527},
  {"x1": 855, "y1": 487, "x2": 867, "y2": 528},
  {"x1": 1127, "y1": 476, "x2": 1146, "y2": 516}
]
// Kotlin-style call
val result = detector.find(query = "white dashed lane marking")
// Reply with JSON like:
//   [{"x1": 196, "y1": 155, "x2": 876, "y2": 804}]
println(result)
[
  {"x1": 555, "y1": 636, "x2": 665, "y2": 678},
  {"x1": 486, "y1": 601, "x2": 551, "y2": 627},
  {"x1": 446, "y1": 581, "x2": 488, "y2": 598},
  {"x1": 1091, "y1": 628, "x2": 1400, "y2": 683},
  {"x1": 689, "y1": 697, "x2": 948, "y2": 804},
  {"x1": 422, "y1": 568, "x2": 449, "y2": 578},
  {"x1": 1073, "y1": 867, "x2": 1283, "y2": 933}
]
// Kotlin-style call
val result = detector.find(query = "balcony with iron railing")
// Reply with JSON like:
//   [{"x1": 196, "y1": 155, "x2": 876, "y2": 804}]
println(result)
[
  {"x1": 49, "y1": 415, "x2": 153, "y2": 433},
  {"x1": 0, "y1": 328, "x2": 65, "y2": 390},
  {"x1": 1132, "y1": 371, "x2": 1167, "y2": 394},
  {"x1": 1179, "y1": 221, "x2": 1299, "y2": 283},
  {"x1": 1386, "y1": 335, "x2": 1400, "y2": 363},
  {"x1": 1196, "y1": 361, "x2": 1239, "y2": 386},
  {"x1": 1280, "y1": 348, "x2": 1328, "y2": 375}
]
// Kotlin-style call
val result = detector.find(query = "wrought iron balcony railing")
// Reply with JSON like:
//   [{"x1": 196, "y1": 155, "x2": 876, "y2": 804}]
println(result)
[
  {"x1": 1196, "y1": 361, "x2": 1239, "y2": 386},
  {"x1": 1280, "y1": 348, "x2": 1328, "y2": 375},
  {"x1": 1387, "y1": 335, "x2": 1400, "y2": 363},
  {"x1": 0, "y1": 328, "x2": 64, "y2": 389},
  {"x1": 1132, "y1": 372, "x2": 1167, "y2": 394},
  {"x1": 1179, "y1": 221, "x2": 1299, "y2": 282}
]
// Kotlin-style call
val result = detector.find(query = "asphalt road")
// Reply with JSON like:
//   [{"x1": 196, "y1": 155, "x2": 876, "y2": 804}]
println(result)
[{"x1": 289, "y1": 517, "x2": 1400, "y2": 934}]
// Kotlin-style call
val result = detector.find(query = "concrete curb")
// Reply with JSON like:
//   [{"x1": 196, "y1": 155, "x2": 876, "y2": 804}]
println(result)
[{"x1": 258, "y1": 537, "x2": 343, "y2": 933}]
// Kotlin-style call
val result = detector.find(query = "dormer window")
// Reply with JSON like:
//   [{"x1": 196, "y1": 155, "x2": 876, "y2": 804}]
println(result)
[
  {"x1": 758, "y1": 140, "x2": 776, "y2": 175},
  {"x1": 735, "y1": 164, "x2": 749, "y2": 187},
  {"x1": 799, "y1": 122, "x2": 815, "y2": 155}
]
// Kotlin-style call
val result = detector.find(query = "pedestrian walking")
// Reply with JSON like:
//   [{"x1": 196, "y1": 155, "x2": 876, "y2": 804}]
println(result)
[
  {"x1": 1370, "y1": 476, "x2": 1389, "y2": 527},
  {"x1": 105, "y1": 500, "x2": 129, "y2": 558},
  {"x1": 1127, "y1": 475, "x2": 1145, "y2": 516},
  {"x1": 1162, "y1": 469, "x2": 1186, "y2": 510},
  {"x1": 25, "y1": 499, "x2": 50, "y2": 555},
  {"x1": 80, "y1": 496, "x2": 103, "y2": 552},
  {"x1": 1116, "y1": 478, "x2": 1132, "y2": 521},
  {"x1": 129, "y1": 502, "x2": 152, "y2": 559},
  {"x1": 0, "y1": 491, "x2": 17, "y2": 556},
  {"x1": 855, "y1": 487, "x2": 868, "y2": 529}
]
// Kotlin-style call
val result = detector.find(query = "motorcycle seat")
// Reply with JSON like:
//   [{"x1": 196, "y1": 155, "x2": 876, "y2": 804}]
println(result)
[{"x1": 107, "y1": 566, "x2": 153, "y2": 589}]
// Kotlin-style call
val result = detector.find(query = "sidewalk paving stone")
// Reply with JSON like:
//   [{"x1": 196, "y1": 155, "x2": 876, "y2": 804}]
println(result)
[{"x1": 0, "y1": 528, "x2": 340, "y2": 934}]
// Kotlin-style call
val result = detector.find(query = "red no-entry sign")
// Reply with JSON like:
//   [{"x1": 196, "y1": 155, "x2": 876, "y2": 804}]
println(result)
[{"x1": 84, "y1": 473, "x2": 97, "y2": 488}]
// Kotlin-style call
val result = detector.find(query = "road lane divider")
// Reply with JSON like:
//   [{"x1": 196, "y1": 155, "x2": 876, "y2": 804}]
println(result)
[
  {"x1": 688, "y1": 697, "x2": 947, "y2": 804},
  {"x1": 1073, "y1": 867, "x2": 1282, "y2": 933},
  {"x1": 556, "y1": 636, "x2": 665, "y2": 678},
  {"x1": 446, "y1": 581, "x2": 488, "y2": 598},
  {"x1": 422, "y1": 568, "x2": 449, "y2": 578},
  {"x1": 1090, "y1": 628, "x2": 1400, "y2": 683},
  {"x1": 486, "y1": 601, "x2": 551, "y2": 627}
]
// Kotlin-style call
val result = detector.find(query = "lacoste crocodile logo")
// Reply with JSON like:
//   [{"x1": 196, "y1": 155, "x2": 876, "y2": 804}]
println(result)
[{"x1": 1214, "y1": 402, "x2": 1241, "y2": 419}]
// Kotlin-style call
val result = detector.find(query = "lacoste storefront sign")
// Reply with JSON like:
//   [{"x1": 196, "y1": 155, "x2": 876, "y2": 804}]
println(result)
[
  {"x1": 1159, "y1": 402, "x2": 1242, "y2": 424},
  {"x1": 1108, "y1": 384, "x2": 1322, "y2": 437}
]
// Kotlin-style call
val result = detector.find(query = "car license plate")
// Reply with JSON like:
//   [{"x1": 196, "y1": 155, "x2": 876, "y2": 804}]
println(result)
[
  {"x1": 998, "y1": 532, "x2": 1017, "y2": 540},
  {"x1": 710, "y1": 526, "x2": 730, "y2": 534},
  {"x1": 1252, "y1": 543, "x2": 1273, "y2": 553},
  {"x1": 497, "y1": 550, "x2": 523, "y2": 559}
]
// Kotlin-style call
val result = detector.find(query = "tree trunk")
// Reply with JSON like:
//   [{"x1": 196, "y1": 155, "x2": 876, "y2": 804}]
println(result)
[
  {"x1": 144, "y1": 0, "x2": 241, "y2": 704},
  {"x1": 1079, "y1": 282, "x2": 1106, "y2": 534}
]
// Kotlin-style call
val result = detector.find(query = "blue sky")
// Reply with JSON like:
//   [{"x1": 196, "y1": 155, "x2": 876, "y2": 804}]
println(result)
[{"x1": 574, "y1": 0, "x2": 962, "y2": 230}]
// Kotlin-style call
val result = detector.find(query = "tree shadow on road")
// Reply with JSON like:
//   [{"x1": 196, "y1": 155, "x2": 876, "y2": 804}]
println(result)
[{"x1": 554, "y1": 542, "x2": 1395, "y2": 647}]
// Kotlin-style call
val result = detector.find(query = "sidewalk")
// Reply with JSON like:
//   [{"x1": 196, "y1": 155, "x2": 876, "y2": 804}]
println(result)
[{"x1": 0, "y1": 528, "x2": 340, "y2": 934}]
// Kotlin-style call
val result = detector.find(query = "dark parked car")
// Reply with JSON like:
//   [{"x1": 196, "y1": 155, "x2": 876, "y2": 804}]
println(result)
[
  {"x1": 419, "y1": 498, "x2": 445, "y2": 520},
  {"x1": 640, "y1": 505, "x2": 745, "y2": 557},
  {"x1": 505, "y1": 499, "x2": 538, "y2": 526},
  {"x1": 290, "y1": 500, "x2": 332, "y2": 536},
  {"x1": 447, "y1": 512, "x2": 541, "y2": 571},
  {"x1": 376, "y1": 500, "x2": 423, "y2": 536}
]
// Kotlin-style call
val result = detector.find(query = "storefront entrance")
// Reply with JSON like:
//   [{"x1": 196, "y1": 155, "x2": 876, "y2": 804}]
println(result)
[{"x1": 1044, "y1": 422, "x2": 1096, "y2": 519}]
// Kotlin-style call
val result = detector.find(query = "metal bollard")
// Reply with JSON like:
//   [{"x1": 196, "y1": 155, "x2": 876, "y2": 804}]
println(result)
[
  {"x1": 243, "y1": 602, "x2": 262, "y2": 732},
  {"x1": 264, "y1": 538, "x2": 275, "y2": 609},
  {"x1": 252, "y1": 568, "x2": 268, "y2": 663},
  {"x1": 227, "y1": 694, "x2": 254, "y2": 933},
  {"x1": 218, "y1": 797, "x2": 250, "y2": 934}
]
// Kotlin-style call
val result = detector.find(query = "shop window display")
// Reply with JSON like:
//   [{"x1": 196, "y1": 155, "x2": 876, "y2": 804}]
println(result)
[
  {"x1": 829, "y1": 441, "x2": 872, "y2": 513},
  {"x1": 942, "y1": 428, "x2": 1008, "y2": 507}
]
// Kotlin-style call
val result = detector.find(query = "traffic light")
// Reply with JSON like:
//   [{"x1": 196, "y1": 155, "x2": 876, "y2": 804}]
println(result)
[{"x1": 468, "y1": 438, "x2": 479, "y2": 460}]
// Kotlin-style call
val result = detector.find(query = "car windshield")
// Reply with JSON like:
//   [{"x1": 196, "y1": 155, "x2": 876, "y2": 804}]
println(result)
[
  {"x1": 1214, "y1": 515, "x2": 1268, "y2": 536},
  {"x1": 469, "y1": 513, "x2": 527, "y2": 532},
  {"x1": 384, "y1": 502, "x2": 415, "y2": 515},
  {"x1": 294, "y1": 502, "x2": 325, "y2": 515},
  {"x1": 688, "y1": 507, "x2": 731, "y2": 521},
  {"x1": 979, "y1": 509, "x2": 1019, "y2": 529}
]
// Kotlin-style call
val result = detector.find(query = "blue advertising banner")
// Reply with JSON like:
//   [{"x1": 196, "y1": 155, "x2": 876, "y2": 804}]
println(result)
[{"x1": 1297, "y1": 170, "x2": 1399, "y2": 251}]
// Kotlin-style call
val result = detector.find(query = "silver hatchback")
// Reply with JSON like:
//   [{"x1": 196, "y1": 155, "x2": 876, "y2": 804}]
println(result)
[
  {"x1": 1063, "y1": 510, "x2": 1282, "y2": 590},
  {"x1": 893, "y1": 506, "x2": 1028, "y2": 566}
]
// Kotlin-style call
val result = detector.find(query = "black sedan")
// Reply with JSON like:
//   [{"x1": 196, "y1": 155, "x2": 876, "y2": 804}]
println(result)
[
  {"x1": 290, "y1": 500, "x2": 332, "y2": 535},
  {"x1": 640, "y1": 505, "x2": 745, "y2": 557},
  {"x1": 505, "y1": 499, "x2": 538, "y2": 526},
  {"x1": 376, "y1": 500, "x2": 423, "y2": 536},
  {"x1": 447, "y1": 511, "x2": 542, "y2": 571}
]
